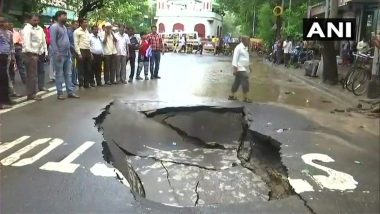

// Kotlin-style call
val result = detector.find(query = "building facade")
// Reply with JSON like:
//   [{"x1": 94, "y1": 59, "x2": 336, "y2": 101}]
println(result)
[
  {"x1": 154, "y1": 0, "x2": 223, "y2": 38},
  {"x1": 309, "y1": 0, "x2": 380, "y2": 75}
]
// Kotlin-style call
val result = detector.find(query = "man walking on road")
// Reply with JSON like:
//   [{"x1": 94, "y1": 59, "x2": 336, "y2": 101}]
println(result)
[
  {"x1": 103, "y1": 23, "x2": 117, "y2": 85},
  {"x1": 22, "y1": 14, "x2": 49, "y2": 101},
  {"x1": 114, "y1": 25, "x2": 130, "y2": 84},
  {"x1": 0, "y1": 15, "x2": 13, "y2": 109},
  {"x1": 127, "y1": 27, "x2": 139, "y2": 83},
  {"x1": 228, "y1": 36, "x2": 251, "y2": 103},
  {"x1": 50, "y1": 11, "x2": 79, "y2": 100},
  {"x1": 74, "y1": 18, "x2": 94, "y2": 88},
  {"x1": 90, "y1": 25, "x2": 103, "y2": 86},
  {"x1": 147, "y1": 26, "x2": 164, "y2": 79}
]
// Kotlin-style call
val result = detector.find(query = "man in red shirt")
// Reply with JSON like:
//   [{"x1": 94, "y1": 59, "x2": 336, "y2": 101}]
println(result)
[
  {"x1": 147, "y1": 26, "x2": 164, "y2": 79},
  {"x1": 135, "y1": 34, "x2": 150, "y2": 80}
]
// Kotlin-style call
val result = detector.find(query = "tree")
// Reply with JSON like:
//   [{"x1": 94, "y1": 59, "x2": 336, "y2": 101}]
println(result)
[
  {"x1": 282, "y1": 3, "x2": 307, "y2": 40},
  {"x1": 222, "y1": 12, "x2": 241, "y2": 37},
  {"x1": 76, "y1": 0, "x2": 106, "y2": 18},
  {"x1": 257, "y1": 3, "x2": 276, "y2": 47},
  {"x1": 87, "y1": 0, "x2": 151, "y2": 32},
  {"x1": 321, "y1": 0, "x2": 339, "y2": 84}
]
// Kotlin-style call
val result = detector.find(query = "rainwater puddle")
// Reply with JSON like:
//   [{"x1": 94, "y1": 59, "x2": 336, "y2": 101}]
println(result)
[{"x1": 190, "y1": 56, "x2": 341, "y2": 111}]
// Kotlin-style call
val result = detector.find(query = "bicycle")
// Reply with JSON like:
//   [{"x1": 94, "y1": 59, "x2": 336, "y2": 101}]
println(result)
[
  {"x1": 351, "y1": 53, "x2": 376, "y2": 96},
  {"x1": 342, "y1": 52, "x2": 373, "y2": 92}
]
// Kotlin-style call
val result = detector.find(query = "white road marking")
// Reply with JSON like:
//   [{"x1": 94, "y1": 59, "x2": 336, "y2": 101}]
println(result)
[
  {"x1": 40, "y1": 141, "x2": 95, "y2": 173},
  {"x1": 288, "y1": 178, "x2": 314, "y2": 193},
  {"x1": 0, "y1": 90, "x2": 58, "y2": 115},
  {"x1": 12, "y1": 86, "x2": 56, "y2": 103},
  {"x1": 89, "y1": 163, "x2": 131, "y2": 187},
  {"x1": 1, "y1": 138, "x2": 52, "y2": 166},
  {"x1": 302, "y1": 153, "x2": 358, "y2": 191},
  {"x1": 12, "y1": 138, "x2": 64, "y2": 167},
  {"x1": 0, "y1": 136, "x2": 30, "y2": 154},
  {"x1": 90, "y1": 163, "x2": 115, "y2": 177}
]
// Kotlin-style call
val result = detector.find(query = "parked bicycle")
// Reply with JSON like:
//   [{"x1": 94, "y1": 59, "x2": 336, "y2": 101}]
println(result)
[{"x1": 342, "y1": 52, "x2": 374, "y2": 96}]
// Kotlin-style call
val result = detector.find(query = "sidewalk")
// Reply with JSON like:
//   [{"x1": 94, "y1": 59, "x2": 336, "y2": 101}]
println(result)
[
  {"x1": 262, "y1": 59, "x2": 371, "y2": 106},
  {"x1": 261, "y1": 58, "x2": 380, "y2": 117}
]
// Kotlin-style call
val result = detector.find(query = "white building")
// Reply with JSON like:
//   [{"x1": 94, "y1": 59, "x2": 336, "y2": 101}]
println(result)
[{"x1": 154, "y1": 0, "x2": 223, "y2": 38}]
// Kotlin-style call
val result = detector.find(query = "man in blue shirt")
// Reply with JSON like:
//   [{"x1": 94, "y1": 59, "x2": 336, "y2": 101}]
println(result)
[
  {"x1": 67, "y1": 21, "x2": 78, "y2": 85},
  {"x1": 0, "y1": 15, "x2": 13, "y2": 109},
  {"x1": 50, "y1": 11, "x2": 79, "y2": 100}
]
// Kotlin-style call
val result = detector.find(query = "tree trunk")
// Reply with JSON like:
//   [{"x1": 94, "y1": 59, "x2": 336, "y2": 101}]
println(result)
[
  {"x1": 321, "y1": 0, "x2": 339, "y2": 85},
  {"x1": 322, "y1": 41, "x2": 338, "y2": 84},
  {"x1": 276, "y1": 16, "x2": 282, "y2": 39}
]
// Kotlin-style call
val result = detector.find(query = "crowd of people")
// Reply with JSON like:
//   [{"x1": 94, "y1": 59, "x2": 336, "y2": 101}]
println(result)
[
  {"x1": 0, "y1": 11, "x2": 165, "y2": 109},
  {"x1": 268, "y1": 36, "x2": 378, "y2": 68}
]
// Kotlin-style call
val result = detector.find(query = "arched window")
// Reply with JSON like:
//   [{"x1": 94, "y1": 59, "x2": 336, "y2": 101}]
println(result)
[
  {"x1": 173, "y1": 23, "x2": 185, "y2": 32},
  {"x1": 194, "y1": 24, "x2": 206, "y2": 38},
  {"x1": 159, "y1": 23, "x2": 165, "y2": 33}
]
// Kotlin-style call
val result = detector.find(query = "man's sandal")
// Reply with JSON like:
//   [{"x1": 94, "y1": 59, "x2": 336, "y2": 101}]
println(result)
[
  {"x1": 228, "y1": 95, "x2": 238, "y2": 100},
  {"x1": 243, "y1": 98, "x2": 252, "y2": 103}
]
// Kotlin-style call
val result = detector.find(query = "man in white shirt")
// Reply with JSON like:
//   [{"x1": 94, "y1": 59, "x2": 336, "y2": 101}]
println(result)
[
  {"x1": 194, "y1": 37, "x2": 203, "y2": 55},
  {"x1": 102, "y1": 22, "x2": 118, "y2": 85},
  {"x1": 228, "y1": 36, "x2": 251, "y2": 103},
  {"x1": 22, "y1": 13, "x2": 48, "y2": 101},
  {"x1": 90, "y1": 25, "x2": 104, "y2": 86},
  {"x1": 179, "y1": 35, "x2": 186, "y2": 53},
  {"x1": 283, "y1": 38, "x2": 292, "y2": 67},
  {"x1": 114, "y1": 25, "x2": 130, "y2": 84},
  {"x1": 74, "y1": 18, "x2": 93, "y2": 88},
  {"x1": 357, "y1": 39, "x2": 369, "y2": 54}
]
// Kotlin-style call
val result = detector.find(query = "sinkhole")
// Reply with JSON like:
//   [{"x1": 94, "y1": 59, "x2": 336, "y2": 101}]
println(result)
[{"x1": 94, "y1": 101, "x2": 296, "y2": 207}]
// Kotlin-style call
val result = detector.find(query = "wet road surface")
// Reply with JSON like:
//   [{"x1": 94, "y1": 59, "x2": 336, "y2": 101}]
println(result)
[{"x1": 0, "y1": 53, "x2": 379, "y2": 213}]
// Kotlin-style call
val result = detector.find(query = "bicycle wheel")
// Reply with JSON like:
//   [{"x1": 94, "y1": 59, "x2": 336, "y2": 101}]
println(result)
[
  {"x1": 351, "y1": 70, "x2": 371, "y2": 96},
  {"x1": 343, "y1": 67, "x2": 356, "y2": 91}
]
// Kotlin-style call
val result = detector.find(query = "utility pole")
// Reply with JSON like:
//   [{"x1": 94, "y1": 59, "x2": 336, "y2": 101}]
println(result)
[
  {"x1": 329, "y1": 0, "x2": 338, "y2": 18},
  {"x1": 252, "y1": 5, "x2": 256, "y2": 36},
  {"x1": 324, "y1": 0, "x2": 330, "y2": 18}
]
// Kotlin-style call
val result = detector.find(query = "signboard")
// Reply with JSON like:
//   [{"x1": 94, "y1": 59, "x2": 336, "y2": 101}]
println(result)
[{"x1": 42, "y1": 6, "x2": 77, "y2": 20}]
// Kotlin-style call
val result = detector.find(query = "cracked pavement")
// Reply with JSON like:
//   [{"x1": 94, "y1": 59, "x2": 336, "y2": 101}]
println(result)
[
  {"x1": 98, "y1": 101, "x2": 274, "y2": 207},
  {"x1": 91, "y1": 99, "x2": 379, "y2": 213},
  {"x1": 95, "y1": 99, "x2": 375, "y2": 214}
]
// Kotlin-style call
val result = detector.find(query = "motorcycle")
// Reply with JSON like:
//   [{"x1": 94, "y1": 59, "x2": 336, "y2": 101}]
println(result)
[{"x1": 290, "y1": 46, "x2": 314, "y2": 67}]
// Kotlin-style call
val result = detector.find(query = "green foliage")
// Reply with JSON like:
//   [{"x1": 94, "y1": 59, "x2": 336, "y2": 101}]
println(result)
[
  {"x1": 87, "y1": 0, "x2": 151, "y2": 33},
  {"x1": 282, "y1": 3, "x2": 307, "y2": 40},
  {"x1": 222, "y1": 13, "x2": 241, "y2": 37},
  {"x1": 217, "y1": 0, "x2": 322, "y2": 44},
  {"x1": 257, "y1": 3, "x2": 276, "y2": 46}
]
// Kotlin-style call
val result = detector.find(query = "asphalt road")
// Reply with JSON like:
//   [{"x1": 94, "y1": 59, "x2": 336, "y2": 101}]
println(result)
[{"x1": 0, "y1": 53, "x2": 379, "y2": 214}]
